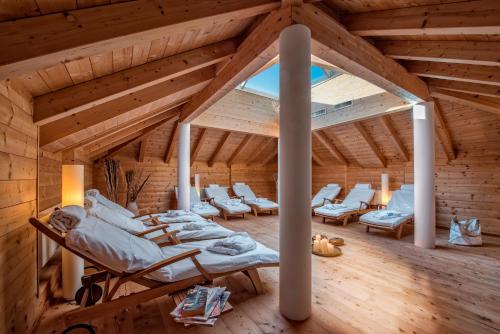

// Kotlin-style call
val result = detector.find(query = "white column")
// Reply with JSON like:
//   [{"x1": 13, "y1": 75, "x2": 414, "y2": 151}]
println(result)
[
  {"x1": 177, "y1": 122, "x2": 191, "y2": 210},
  {"x1": 279, "y1": 24, "x2": 312, "y2": 321},
  {"x1": 413, "y1": 101, "x2": 436, "y2": 249}
]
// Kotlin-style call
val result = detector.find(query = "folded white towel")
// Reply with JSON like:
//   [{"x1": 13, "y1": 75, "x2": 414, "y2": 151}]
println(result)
[
  {"x1": 325, "y1": 203, "x2": 346, "y2": 210},
  {"x1": 181, "y1": 222, "x2": 216, "y2": 231},
  {"x1": 84, "y1": 196, "x2": 98, "y2": 210},
  {"x1": 192, "y1": 202, "x2": 210, "y2": 209},
  {"x1": 165, "y1": 210, "x2": 190, "y2": 217},
  {"x1": 207, "y1": 232, "x2": 257, "y2": 256},
  {"x1": 223, "y1": 199, "x2": 242, "y2": 206},
  {"x1": 50, "y1": 206, "x2": 86, "y2": 233},
  {"x1": 373, "y1": 210, "x2": 402, "y2": 220}
]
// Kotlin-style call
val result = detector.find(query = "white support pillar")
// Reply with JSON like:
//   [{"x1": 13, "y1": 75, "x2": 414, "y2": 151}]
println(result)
[
  {"x1": 177, "y1": 122, "x2": 191, "y2": 210},
  {"x1": 279, "y1": 24, "x2": 312, "y2": 321},
  {"x1": 413, "y1": 101, "x2": 436, "y2": 249}
]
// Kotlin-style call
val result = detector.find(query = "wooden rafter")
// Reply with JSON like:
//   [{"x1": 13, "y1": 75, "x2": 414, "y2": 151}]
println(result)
[
  {"x1": 430, "y1": 88, "x2": 500, "y2": 116},
  {"x1": 312, "y1": 131, "x2": 347, "y2": 165},
  {"x1": 427, "y1": 78, "x2": 500, "y2": 99},
  {"x1": 379, "y1": 116, "x2": 409, "y2": 162},
  {"x1": 247, "y1": 137, "x2": 273, "y2": 165},
  {"x1": 261, "y1": 146, "x2": 278, "y2": 166},
  {"x1": 405, "y1": 61, "x2": 500, "y2": 86},
  {"x1": 342, "y1": 0, "x2": 500, "y2": 37},
  {"x1": 180, "y1": 8, "x2": 292, "y2": 122},
  {"x1": 96, "y1": 133, "x2": 144, "y2": 160},
  {"x1": 138, "y1": 140, "x2": 148, "y2": 163},
  {"x1": 353, "y1": 122, "x2": 386, "y2": 167},
  {"x1": 377, "y1": 40, "x2": 500, "y2": 67},
  {"x1": 227, "y1": 134, "x2": 254, "y2": 166},
  {"x1": 0, "y1": 0, "x2": 280, "y2": 79},
  {"x1": 164, "y1": 121, "x2": 179, "y2": 164},
  {"x1": 433, "y1": 101, "x2": 456, "y2": 161},
  {"x1": 190, "y1": 128, "x2": 208, "y2": 166},
  {"x1": 208, "y1": 132, "x2": 231, "y2": 167},
  {"x1": 311, "y1": 151, "x2": 325, "y2": 166},
  {"x1": 292, "y1": 4, "x2": 430, "y2": 102},
  {"x1": 35, "y1": 40, "x2": 236, "y2": 124},
  {"x1": 57, "y1": 100, "x2": 189, "y2": 153},
  {"x1": 39, "y1": 67, "x2": 214, "y2": 145}
]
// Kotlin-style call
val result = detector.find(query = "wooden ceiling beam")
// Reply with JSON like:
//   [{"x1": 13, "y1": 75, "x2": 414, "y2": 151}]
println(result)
[
  {"x1": 312, "y1": 151, "x2": 325, "y2": 166},
  {"x1": 293, "y1": 4, "x2": 430, "y2": 102},
  {"x1": 208, "y1": 132, "x2": 232, "y2": 167},
  {"x1": 342, "y1": 0, "x2": 500, "y2": 37},
  {"x1": 261, "y1": 146, "x2": 278, "y2": 166},
  {"x1": 405, "y1": 61, "x2": 500, "y2": 86},
  {"x1": 92, "y1": 133, "x2": 144, "y2": 160},
  {"x1": 180, "y1": 8, "x2": 291, "y2": 122},
  {"x1": 137, "y1": 140, "x2": 148, "y2": 163},
  {"x1": 164, "y1": 120, "x2": 179, "y2": 164},
  {"x1": 247, "y1": 137, "x2": 274, "y2": 165},
  {"x1": 39, "y1": 67, "x2": 214, "y2": 147},
  {"x1": 377, "y1": 40, "x2": 500, "y2": 67},
  {"x1": 35, "y1": 40, "x2": 237, "y2": 124},
  {"x1": 427, "y1": 78, "x2": 500, "y2": 98},
  {"x1": 353, "y1": 122, "x2": 386, "y2": 167},
  {"x1": 431, "y1": 88, "x2": 500, "y2": 116},
  {"x1": 227, "y1": 134, "x2": 255, "y2": 166},
  {"x1": 312, "y1": 131, "x2": 347, "y2": 165},
  {"x1": 0, "y1": 0, "x2": 280, "y2": 79},
  {"x1": 190, "y1": 128, "x2": 208, "y2": 166},
  {"x1": 379, "y1": 116, "x2": 409, "y2": 162},
  {"x1": 433, "y1": 101, "x2": 456, "y2": 161}
]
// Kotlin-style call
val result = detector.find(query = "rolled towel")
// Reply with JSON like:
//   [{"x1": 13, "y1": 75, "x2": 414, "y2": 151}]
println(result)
[
  {"x1": 84, "y1": 196, "x2": 98, "y2": 211},
  {"x1": 85, "y1": 189, "x2": 100, "y2": 197},
  {"x1": 207, "y1": 232, "x2": 257, "y2": 256},
  {"x1": 50, "y1": 205, "x2": 86, "y2": 233}
]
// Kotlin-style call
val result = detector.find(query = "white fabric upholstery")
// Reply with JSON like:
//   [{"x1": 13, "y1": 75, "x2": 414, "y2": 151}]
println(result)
[
  {"x1": 85, "y1": 189, "x2": 135, "y2": 218},
  {"x1": 354, "y1": 183, "x2": 372, "y2": 189},
  {"x1": 359, "y1": 188, "x2": 414, "y2": 228},
  {"x1": 153, "y1": 210, "x2": 205, "y2": 223},
  {"x1": 311, "y1": 185, "x2": 341, "y2": 208},
  {"x1": 400, "y1": 184, "x2": 414, "y2": 191},
  {"x1": 67, "y1": 218, "x2": 278, "y2": 283},
  {"x1": 232, "y1": 183, "x2": 278, "y2": 210},
  {"x1": 87, "y1": 200, "x2": 146, "y2": 233},
  {"x1": 174, "y1": 186, "x2": 220, "y2": 218},
  {"x1": 387, "y1": 190, "x2": 414, "y2": 214},
  {"x1": 205, "y1": 185, "x2": 251, "y2": 214},
  {"x1": 314, "y1": 184, "x2": 375, "y2": 217}
]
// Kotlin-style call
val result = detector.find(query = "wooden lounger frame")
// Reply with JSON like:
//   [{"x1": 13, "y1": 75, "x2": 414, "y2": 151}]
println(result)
[
  {"x1": 29, "y1": 215, "x2": 278, "y2": 326},
  {"x1": 311, "y1": 197, "x2": 337, "y2": 216},
  {"x1": 236, "y1": 195, "x2": 278, "y2": 217},
  {"x1": 358, "y1": 207, "x2": 414, "y2": 239},
  {"x1": 315, "y1": 200, "x2": 374, "y2": 226},
  {"x1": 208, "y1": 196, "x2": 249, "y2": 220}
]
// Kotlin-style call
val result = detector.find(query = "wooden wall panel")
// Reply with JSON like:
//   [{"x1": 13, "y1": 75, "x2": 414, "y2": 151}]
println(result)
[
  {"x1": 38, "y1": 150, "x2": 62, "y2": 212},
  {"x1": 0, "y1": 80, "x2": 45, "y2": 334}
]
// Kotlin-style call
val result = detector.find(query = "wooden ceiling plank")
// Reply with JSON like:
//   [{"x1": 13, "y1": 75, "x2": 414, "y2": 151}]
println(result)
[
  {"x1": 342, "y1": 0, "x2": 500, "y2": 37},
  {"x1": 227, "y1": 134, "x2": 254, "y2": 166},
  {"x1": 247, "y1": 137, "x2": 273, "y2": 165},
  {"x1": 427, "y1": 78, "x2": 500, "y2": 99},
  {"x1": 164, "y1": 120, "x2": 179, "y2": 164},
  {"x1": 261, "y1": 146, "x2": 278, "y2": 166},
  {"x1": 377, "y1": 40, "x2": 500, "y2": 67},
  {"x1": 293, "y1": 4, "x2": 430, "y2": 103},
  {"x1": 190, "y1": 128, "x2": 208, "y2": 166},
  {"x1": 433, "y1": 101, "x2": 456, "y2": 161},
  {"x1": 312, "y1": 131, "x2": 347, "y2": 165},
  {"x1": 311, "y1": 151, "x2": 325, "y2": 166},
  {"x1": 430, "y1": 88, "x2": 500, "y2": 116},
  {"x1": 91, "y1": 132, "x2": 143, "y2": 159},
  {"x1": 353, "y1": 122, "x2": 387, "y2": 167},
  {"x1": 208, "y1": 131, "x2": 231, "y2": 167},
  {"x1": 0, "y1": 0, "x2": 281, "y2": 79},
  {"x1": 406, "y1": 61, "x2": 500, "y2": 87},
  {"x1": 34, "y1": 39, "x2": 236, "y2": 124},
  {"x1": 180, "y1": 8, "x2": 292, "y2": 122},
  {"x1": 379, "y1": 116, "x2": 409, "y2": 162},
  {"x1": 39, "y1": 67, "x2": 214, "y2": 147}
]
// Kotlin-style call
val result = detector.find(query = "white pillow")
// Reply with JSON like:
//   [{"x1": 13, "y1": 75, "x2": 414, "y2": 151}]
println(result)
[
  {"x1": 88, "y1": 202, "x2": 145, "y2": 234},
  {"x1": 85, "y1": 188, "x2": 135, "y2": 218}
]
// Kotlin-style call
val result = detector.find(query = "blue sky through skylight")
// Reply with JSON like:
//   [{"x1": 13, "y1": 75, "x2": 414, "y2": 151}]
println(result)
[{"x1": 240, "y1": 63, "x2": 335, "y2": 98}]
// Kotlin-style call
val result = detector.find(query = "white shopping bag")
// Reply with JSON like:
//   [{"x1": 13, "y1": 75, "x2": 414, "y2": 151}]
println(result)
[{"x1": 448, "y1": 216, "x2": 482, "y2": 246}]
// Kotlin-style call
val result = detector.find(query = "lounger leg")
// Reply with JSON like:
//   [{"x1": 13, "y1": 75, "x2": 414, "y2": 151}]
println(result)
[
  {"x1": 322, "y1": 217, "x2": 326, "y2": 223},
  {"x1": 366, "y1": 225, "x2": 370, "y2": 233},
  {"x1": 244, "y1": 269, "x2": 264, "y2": 295},
  {"x1": 343, "y1": 216, "x2": 349, "y2": 226},
  {"x1": 396, "y1": 224, "x2": 404, "y2": 239},
  {"x1": 253, "y1": 208, "x2": 258, "y2": 216}
]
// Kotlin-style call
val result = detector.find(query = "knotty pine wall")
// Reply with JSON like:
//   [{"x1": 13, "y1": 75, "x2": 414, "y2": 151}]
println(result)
[
  {"x1": 93, "y1": 155, "x2": 277, "y2": 213},
  {"x1": 313, "y1": 100, "x2": 499, "y2": 235}
]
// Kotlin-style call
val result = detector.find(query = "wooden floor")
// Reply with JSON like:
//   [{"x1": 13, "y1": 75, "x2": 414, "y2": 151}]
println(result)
[{"x1": 35, "y1": 215, "x2": 500, "y2": 334}]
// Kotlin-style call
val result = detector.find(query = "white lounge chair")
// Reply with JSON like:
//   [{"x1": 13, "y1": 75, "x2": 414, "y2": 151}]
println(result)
[
  {"x1": 30, "y1": 211, "x2": 278, "y2": 325},
  {"x1": 314, "y1": 183, "x2": 375, "y2": 225},
  {"x1": 311, "y1": 184, "x2": 342, "y2": 213},
  {"x1": 204, "y1": 184, "x2": 251, "y2": 220},
  {"x1": 232, "y1": 182, "x2": 278, "y2": 216},
  {"x1": 85, "y1": 196, "x2": 232, "y2": 243},
  {"x1": 174, "y1": 186, "x2": 220, "y2": 220},
  {"x1": 359, "y1": 184, "x2": 414, "y2": 239}
]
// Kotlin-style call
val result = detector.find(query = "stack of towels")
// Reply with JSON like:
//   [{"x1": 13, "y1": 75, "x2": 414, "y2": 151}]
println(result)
[
  {"x1": 49, "y1": 206, "x2": 87, "y2": 233},
  {"x1": 207, "y1": 232, "x2": 256, "y2": 256}
]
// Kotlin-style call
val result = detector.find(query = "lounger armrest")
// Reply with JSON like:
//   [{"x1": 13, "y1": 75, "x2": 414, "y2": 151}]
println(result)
[
  {"x1": 207, "y1": 197, "x2": 215, "y2": 205},
  {"x1": 134, "y1": 224, "x2": 170, "y2": 237},
  {"x1": 231, "y1": 195, "x2": 244, "y2": 200},
  {"x1": 322, "y1": 197, "x2": 332, "y2": 205},
  {"x1": 333, "y1": 198, "x2": 342, "y2": 204},
  {"x1": 359, "y1": 201, "x2": 370, "y2": 210},
  {"x1": 127, "y1": 249, "x2": 202, "y2": 281},
  {"x1": 377, "y1": 204, "x2": 387, "y2": 210}
]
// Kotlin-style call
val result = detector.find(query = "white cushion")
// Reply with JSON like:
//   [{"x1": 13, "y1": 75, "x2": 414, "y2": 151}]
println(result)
[
  {"x1": 88, "y1": 202, "x2": 145, "y2": 233},
  {"x1": 387, "y1": 190, "x2": 414, "y2": 214},
  {"x1": 191, "y1": 203, "x2": 220, "y2": 217},
  {"x1": 311, "y1": 185, "x2": 341, "y2": 208},
  {"x1": 360, "y1": 210, "x2": 413, "y2": 228},
  {"x1": 232, "y1": 183, "x2": 256, "y2": 201},
  {"x1": 342, "y1": 188, "x2": 375, "y2": 209},
  {"x1": 205, "y1": 185, "x2": 230, "y2": 201},
  {"x1": 354, "y1": 183, "x2": 372, "y2": 189},
  {"x1": 314, "y1": 205, "x2": 353, "y2": 217},
  {"x1": 246, "y1": 198, "x2": 279, "y2": 210},
  {"x1": 85, "y1": 189, "x2": 135, "y2": 218},
  {"x1": 400, "y1": 184, "x2": 414, "y2": 191},
  {"x1": 214, "y1": 199, "x2": 251, "y2": 214}
]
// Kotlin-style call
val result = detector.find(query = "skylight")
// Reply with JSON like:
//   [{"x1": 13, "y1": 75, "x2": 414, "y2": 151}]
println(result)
[{"x1": 237, "y1": 63, "x2": 338, "y2": 99}]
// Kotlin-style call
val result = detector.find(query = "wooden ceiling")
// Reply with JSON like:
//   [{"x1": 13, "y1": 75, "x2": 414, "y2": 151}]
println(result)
[{"x1": 0, "y1": 0, "x2": 498, "y2": 161}]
